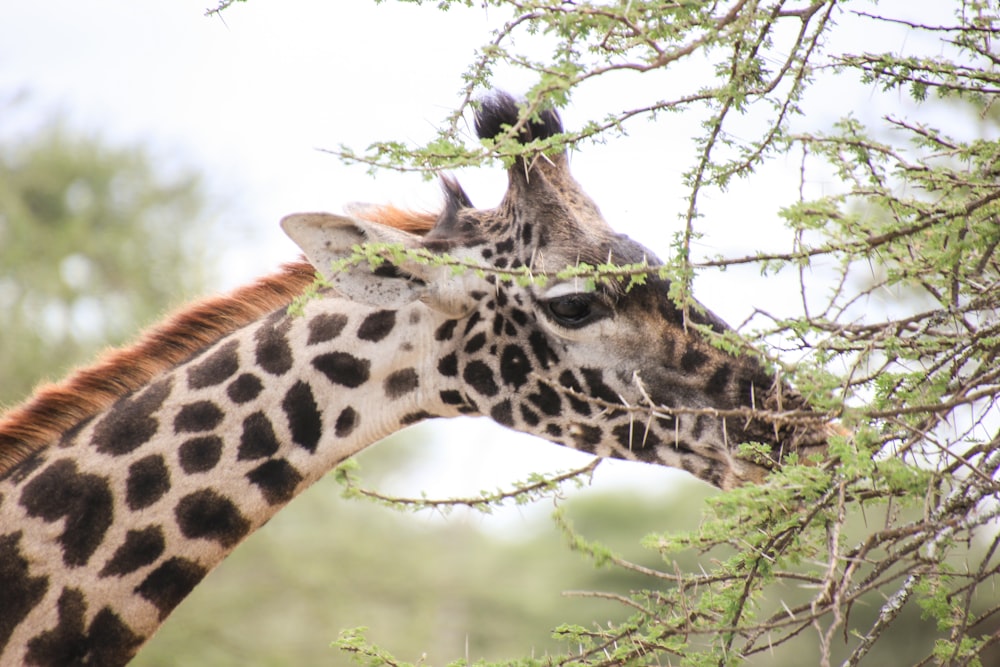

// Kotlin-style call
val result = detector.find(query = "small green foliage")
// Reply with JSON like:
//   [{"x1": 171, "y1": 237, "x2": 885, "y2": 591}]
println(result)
[
  {"x1": 735, "y1": 440, "x2": 773, "y2": 463},
  {"x1": 552, "y1": 507, "x2": 615, "y2": 568},
  {"x1": 286, "y1": 276, "x2": 327, "y2": 317},
  {"x1": 334, "y1": 627, "x2": 421, "y2": 667}
]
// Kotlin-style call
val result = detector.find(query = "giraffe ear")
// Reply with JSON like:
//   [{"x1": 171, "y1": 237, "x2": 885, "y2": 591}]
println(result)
[
  {"x1": 281, "y1": 212, "x2": 426, "y2": 309},
  {"x1": 280, "y1": 212, "x2": 475, "y2": 317}
]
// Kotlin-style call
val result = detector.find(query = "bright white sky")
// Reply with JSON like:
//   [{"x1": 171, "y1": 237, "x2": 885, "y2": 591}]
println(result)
[{"x1": 0, "y1": 1, "x2": 938, "y2": 505}]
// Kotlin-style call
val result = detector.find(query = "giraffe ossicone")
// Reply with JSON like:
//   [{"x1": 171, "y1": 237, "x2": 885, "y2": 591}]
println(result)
[{"x1": 0, "y1": 91, "x2": 836, "y2": 665}]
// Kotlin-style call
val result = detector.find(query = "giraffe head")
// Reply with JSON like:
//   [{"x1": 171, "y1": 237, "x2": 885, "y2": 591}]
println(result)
[{"x1": 283, "y1": 92, "x2": 833, "y2": 489}]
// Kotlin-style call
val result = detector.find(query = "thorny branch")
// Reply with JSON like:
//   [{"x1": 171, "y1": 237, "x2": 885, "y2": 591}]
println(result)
[{"x1": 334, "y1": 456, "x2": 602, "y2": 513}]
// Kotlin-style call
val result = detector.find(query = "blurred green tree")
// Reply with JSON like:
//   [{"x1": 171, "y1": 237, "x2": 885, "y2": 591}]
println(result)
[{"x1": 0, "y1": 119, "x2": 210, "y2": 406}]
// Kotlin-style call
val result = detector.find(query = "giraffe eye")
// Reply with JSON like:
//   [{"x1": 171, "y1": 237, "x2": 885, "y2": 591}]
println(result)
[{"x1": 546, "y1": 294, "x2": 595, "y2": 327}]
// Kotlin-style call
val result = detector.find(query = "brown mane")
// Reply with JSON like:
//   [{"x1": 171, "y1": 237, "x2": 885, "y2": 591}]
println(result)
[
  {"x1": 0, "y1": 261, "x2": 316, "y2": 475},
  {"x1": 0, "y1": 203, "x2": 441, "y2": 477},
  {"x1": 348, "y1": 204, "x2": 439, "y2": 234}
]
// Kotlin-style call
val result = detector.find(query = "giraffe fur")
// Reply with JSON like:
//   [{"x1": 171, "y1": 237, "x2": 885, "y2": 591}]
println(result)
[{"x1": 0, "y1": 91, "x2": 835, "y2": 665}]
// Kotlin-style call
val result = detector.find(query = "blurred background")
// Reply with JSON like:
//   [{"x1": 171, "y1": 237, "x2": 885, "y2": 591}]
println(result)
[{"x1": 1, "y1": 1, "x2": 988, "y2": 664}]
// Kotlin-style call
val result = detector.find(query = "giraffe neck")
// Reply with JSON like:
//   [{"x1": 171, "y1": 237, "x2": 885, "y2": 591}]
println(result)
[{"x1": 0, "y1": 294, "x2": 453, "y2": 666}]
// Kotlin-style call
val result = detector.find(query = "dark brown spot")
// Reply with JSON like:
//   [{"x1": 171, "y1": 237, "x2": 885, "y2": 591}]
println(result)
[
  {"x1": 434, "y1": 319, "x2": 458, "y2": 341},
  {"x1": 463, "y1": 360, "x2": 499, "y2": 397},
  {"x1": 572, "y1": 424, "x2": 603, "y2": 451},
  {"x1": 247, "y1": 459, "x2": 303, "y2": 505},
  {"x1": 658, "y1": 296, "x2": 684, "y2": 325},
  {"x1": 528, "y1": 330, "x2": 558, "y2": 369},
  {"x1": 401, "y1": 411, "x2": 432, "y2": 425},
  {"x1": 227, "y1": 373, "x2": 263, "y2": 404},
  {"x1": 0, "y1": 531, "x2": 49, "y2": 653},
  {"x1": 519, "y1": 404, "x2": 540, "y2": 426},
  {"x1": 738, "y1": 368, "x2": 771, "y2": 408},
  {"x1": 135, "y1": 557, "x2": 207, "y2": 621},
  {"x1": 174, "y1": 401, "x2": 224, "y2": 434},
  {"x1": 384, "y1": 368, "x2": 419, "y2": 398},
  {"x1": 59, "y1": 417, "x2": 93, "y2": 449},
  {"x1": 437, "y1": 352, "x2": 458, "y2": 377},
  {"x1": 528, "y1": 382, "x2": 562, "y2": 416},
  {"x1": 500, "y1": 345, "x2": 532, "y2": 387},
  {"x1": 20, "y1": 460, "x2": 113, "y2": 567},
  {"x1": 464, "y1": 331, "x2": 487, "y2": 354},
  {"x1": 439, "y1": 390, "x2": 465, "y2": 406},
  {"x1": 25, "y1": 587, "x2": 142, "y2": 667},
  {"x1": 558, "y1": 370, "x2": 591, "y2": 416},
  {"x1": 357, "y1": 310, "x2": 396, "y2": 342},
  {"x1": 254, "y1": 311, "x2": 294, "y2": 376},
  {"x1": 463, "y1": 311, "x2": 483, "y2": 336},
  {"x1": 238, "y1": 412, "x2": 279, "y2": 461},
  {"x1": 612, "y1": 422, "x2": 671, "y2": 454},
  {"x1": 690, "y1": 414, "x2": 708, "y2": 441},
  {"x1": 187, "y1": 340, "x2": 239, "y2": 390},
  {"x1": 126, "y1": 455, "x2": 170, "y2": 510},
  {"x1": 2, "y1": 449, "x2": 47, "y2": 484},
  {"x1": 282, "y1": 381, "x2": 322, "y2": 453},
  {"x1": 100, "y1": 526, "x2": 166, "y2": 578},
  {"x1": 312, "y1": 352, "x2": 371, "y2": 388},
  {"x1": 520, "y1": 221, "x2": 533, "y2": 245},
  {"x1": 307, "y1": 313, "x2": 348, "y2": 345},
  {"x1": 175, "y1": 489, "x2": 250, "y2": 548},
  {"x1": 680, "y1": 349, "x2": 709, "y2": 373},
  {"x1": 581, "y1": 368, "x2": 620, "y2": 404},
  {"x1": 335, "y1": 407, "x2": 359, "y2": 438},
  {"x1": 93, "y1": 378, "x2": 172, "y2": 457},
  {"x1": 490, "y1": 400, "x2": 514, "y2": 427},
  {"x1": 178, "y1": 436, "x2": 223, "y2": 474},
  {"x1": 705, "y1": 363, "x2": 732, "y2": 396}
]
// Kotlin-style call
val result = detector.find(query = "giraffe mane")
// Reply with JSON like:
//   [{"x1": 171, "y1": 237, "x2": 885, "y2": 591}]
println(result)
[
  {"x1": 0, "y1": 261, "x2": 315, "y2": 476},
  {"x1": 350, "y1": 204, "x2": 439, "y2": 234},
  {"x1": 0, "y1": 205, "x2": 440, "y2": 477}
]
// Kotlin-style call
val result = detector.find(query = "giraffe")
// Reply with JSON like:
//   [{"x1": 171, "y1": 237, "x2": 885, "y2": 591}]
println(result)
[{"x1": 0, "y1": 92, "x2": 835, "y2": 666}]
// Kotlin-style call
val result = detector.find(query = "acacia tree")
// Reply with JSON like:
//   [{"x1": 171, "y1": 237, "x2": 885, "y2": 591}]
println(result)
[{"x1": 215, "y1": 1, "x2": 998, "y2": 665}]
